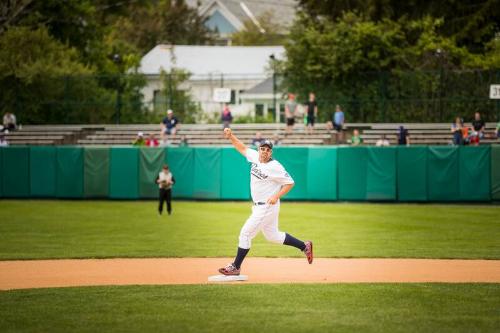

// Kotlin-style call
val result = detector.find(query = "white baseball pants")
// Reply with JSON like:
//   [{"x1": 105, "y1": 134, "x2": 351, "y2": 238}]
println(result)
[{"x1": 238, "y1": 202, "x2": 286, "y2": 249}]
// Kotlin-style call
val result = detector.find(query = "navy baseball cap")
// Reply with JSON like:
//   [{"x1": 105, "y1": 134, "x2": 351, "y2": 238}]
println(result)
[{"x1": 259, "y1": 139, "x2": 273, "y2": 149}]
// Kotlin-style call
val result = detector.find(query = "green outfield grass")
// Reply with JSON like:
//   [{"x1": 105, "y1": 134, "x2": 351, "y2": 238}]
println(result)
[
  {"x1": 0, "y1": 284, "x2": 499, "y2": 333},
  {"x1": 0, "y1": 200, "x2": 499, "y2": 260}
]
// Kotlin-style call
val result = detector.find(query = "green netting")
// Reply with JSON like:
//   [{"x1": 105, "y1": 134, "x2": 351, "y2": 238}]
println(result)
[
  {"x1": 366, "y1": 147, "x2": 396, "y2": 200},
  {"x1": 492, "y1": 145, "x2": 500, "y2": 200},
  {"x1": 167, "y1": 148, "x2": 194, "y2": 198},
  {"x1": 193, "y1": 148, "x2": 221, "y2": 199},
  {"x1": 84, "y1": 147, "x2": 110, "y2": 198},
  {"x1": 30, "y1": 146, "x2": 57, "y2": 197},
  {"x1": 459, "y1": 146, "x2": 490, "y2": 201},
  {"x1": 427, "y1": 147, "x2": 459, "y2": 201},
  {"x1": 272, "y1": 147, "x2": 309, "y2": 200},
  {"x1": 2, "y1": 147, "x2": 30, "y2": 197},
  {"x1": 397, "y1": 147, "x2": 428, "y2": 201},
  {"x1": 338, "y1": 147, "x2": 367, "y2": 200},
  {"x1": 109, "y1": 147, "x2": 139, "y2": 199},
  {"x1": 307, "y1": 147, "x2": 337, "y2": 200},
  {"x1": 221, "y1": 148, "x2": 250, "y2": 200},
  {"x1": 139, "y1": 148, "x2": 166, "y2": 199},
  {"x1": 56, "y1": 147, "x2": 83, "y2": 198},
  {"x1": 0, "y1": 149, "x2": 3, "y2": 197}
]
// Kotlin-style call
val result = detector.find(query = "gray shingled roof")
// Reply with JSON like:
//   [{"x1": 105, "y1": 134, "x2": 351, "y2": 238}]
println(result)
[{"x1": 187, "y1": 0, "x2": 298, "y2": 30}]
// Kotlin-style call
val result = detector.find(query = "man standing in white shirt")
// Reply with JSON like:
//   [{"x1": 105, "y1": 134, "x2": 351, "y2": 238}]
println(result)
[{"x1": 218, "y1": 128, "x2": 313, "y2": 276}]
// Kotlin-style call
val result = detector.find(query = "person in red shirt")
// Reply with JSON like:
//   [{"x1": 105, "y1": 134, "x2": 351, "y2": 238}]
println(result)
[{"x1": 146, "y1": 133, "x2": 159, "y2": 147}]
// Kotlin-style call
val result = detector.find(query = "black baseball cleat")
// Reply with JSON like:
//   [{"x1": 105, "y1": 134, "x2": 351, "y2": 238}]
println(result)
[{"x1": 304, "y1": 241, "x2": 313, "y2": 264}]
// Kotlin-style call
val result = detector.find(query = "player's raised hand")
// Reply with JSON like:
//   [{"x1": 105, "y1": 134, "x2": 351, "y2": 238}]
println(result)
[{"x1": 224, "y1": 128, "x2": 232, "y2": 139}]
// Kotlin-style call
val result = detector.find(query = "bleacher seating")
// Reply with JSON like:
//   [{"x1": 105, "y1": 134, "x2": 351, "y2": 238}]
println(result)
[
  {"x1": 77, "y1": 123, "x2": 335, "y2": 146},
  {"x1": 2, "y1": 123, "x2": 498, "y2": 146}
]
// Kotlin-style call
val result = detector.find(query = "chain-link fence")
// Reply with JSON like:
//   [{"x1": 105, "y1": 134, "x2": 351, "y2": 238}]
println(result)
[{"x1": 1, "y1": 70, "x2": 498, "y2": 124}]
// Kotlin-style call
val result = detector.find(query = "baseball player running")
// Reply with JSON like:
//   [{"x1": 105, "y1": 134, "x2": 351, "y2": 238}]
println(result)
[{"x1": 218, "y1": 128, "x2": 313, "y2": 276}]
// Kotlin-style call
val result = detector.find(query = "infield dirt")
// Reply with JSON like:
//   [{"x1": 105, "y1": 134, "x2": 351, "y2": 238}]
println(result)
[{"x1": 1, "y1": 258, "x2": 500, "y2": 290}]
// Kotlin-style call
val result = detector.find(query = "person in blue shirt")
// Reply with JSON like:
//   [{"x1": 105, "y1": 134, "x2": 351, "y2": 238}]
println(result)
[
  {"x1": 160, "y1": 109, "x2": 179, "y2": 143},
  {"x1": 327, "y1": 105, "x2": 345, "y2": 143}
]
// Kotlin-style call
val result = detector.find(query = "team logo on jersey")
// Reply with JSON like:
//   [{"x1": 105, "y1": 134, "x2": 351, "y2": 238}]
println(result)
[{"x1": 251, "y1": 164, "x2": 268, "y2": 180}]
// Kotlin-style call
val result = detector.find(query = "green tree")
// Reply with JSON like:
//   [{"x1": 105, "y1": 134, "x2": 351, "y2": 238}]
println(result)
[
  {"x1": 282, "y1": 13, "x2": 488, "y2": 122},
  {"x1": 297, "y1": 0, "x2": 500, "y2": 53},
  {"x1": 157, "y1": 68, "x2": 202, "y2": 124},
  {"x1": 0, "y1": 27, "x2": 114, "y2": 124},
  {"x1": 231, "y1": 12, "x2": 288, "y2": 46},
  {"x1": 110, "y1": 0, "x2": 214, "y2": 55}
]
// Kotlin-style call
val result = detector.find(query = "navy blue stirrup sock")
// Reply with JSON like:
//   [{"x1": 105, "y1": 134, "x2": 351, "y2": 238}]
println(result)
[
  {"x1": 284, "y1": 233, "x2": 306, "y2": 251},
  {"x1": 233, "y1": 247, "x2": 250, "y2": 269}
]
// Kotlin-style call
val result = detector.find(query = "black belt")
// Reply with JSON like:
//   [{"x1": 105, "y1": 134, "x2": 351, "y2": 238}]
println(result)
[{"x1": 253, "y1": 202, "x2": 266, "y2": 206}]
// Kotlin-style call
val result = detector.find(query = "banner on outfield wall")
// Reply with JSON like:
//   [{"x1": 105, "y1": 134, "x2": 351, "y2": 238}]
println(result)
[{"x1": 0, "y1": 146, "x2": 498, "y2": 202}]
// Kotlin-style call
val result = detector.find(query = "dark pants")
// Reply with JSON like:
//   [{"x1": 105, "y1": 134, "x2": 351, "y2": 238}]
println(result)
[
  {"x1": 453, "y1": 132, "x2": 462, "y2": 145},
  {"x1": 158, "y1": 188, "x2": 172, "y2": 214}
]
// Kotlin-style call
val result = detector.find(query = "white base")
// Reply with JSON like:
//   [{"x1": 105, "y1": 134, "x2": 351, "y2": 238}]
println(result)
[{"x1": 208, "y1": 274, "x2": 248, "y2": 282}]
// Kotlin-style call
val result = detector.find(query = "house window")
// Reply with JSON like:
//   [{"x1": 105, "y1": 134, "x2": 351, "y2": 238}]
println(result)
[
  {"x1": 230, "y1": 90, "x2": 236, "y2": 104},
  {"x1": 153, "y1": 90, "x2": 165, "y2": 112},
  {"x1": 255, "y1": 104, "x2": 264, "y2": 117}
]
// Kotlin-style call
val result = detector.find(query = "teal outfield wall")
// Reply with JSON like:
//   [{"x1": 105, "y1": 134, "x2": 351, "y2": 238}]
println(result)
[{"x1": 1, "y1": 146, "x2": 499, "y2": 202}]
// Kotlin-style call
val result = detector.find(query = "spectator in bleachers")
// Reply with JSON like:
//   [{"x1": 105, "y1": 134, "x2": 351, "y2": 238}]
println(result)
[
  {"x1": 221, "y1": 104, "x2": 233, "y2": 129},
  {"x1": 305, "y1": 92, "x2": 318, "y2": 134},
  {"x1": 349, "y1": 129, "x2": 363, "y2": 146},
  {"x1": 146, "y1": 133, "x2": 159, "y2": 147},
  {"x1": 327, "y1": 105, "x2": 346, "y2": 143},
  {"x1": 272, "y1": 133, "x2": 281, "y2": 146},
  {"x1": 451, "y1": 117, "x2": 463, "y2": 145},
  {"x1": 2, "y1": 112, "x2": 16, "y2": 132},
  {"x1": 472, "y1": 112, "x2": 485, "y2": 139},
  {"x1": 285, "y1": 93, "x2": 298, "y2": 135},
  {"x1": 397, "y1": 126, "x2": 410, "y2": 146},
  {"x1": 251, "y1": 131, "x2": 264, "y2": 147},
  {"x1": 132, "y1": 132, "x2": 146, "y2": 146},
  {"x1": 496, "y1": 121, "x2": 500, "y2": 139},
  {"x1": 376, "y1": 134, "x2": 390, "y2": 146},
  {"x1": 0, "y1": 133, "x2": 8, "y2": 146},
  {"x1": 179, "y1": 135, "x2": 189, "y2": 147},
  {"x1": 161, "y1": 109, "x2": 179, "y2": 142}
]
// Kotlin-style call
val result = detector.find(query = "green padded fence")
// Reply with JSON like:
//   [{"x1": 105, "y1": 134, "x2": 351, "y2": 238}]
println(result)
[
  {"x1": 84, "y1": 147, "x2": 110, "y2": 198},
  {"x1": 459, "y1": 146, "x2": 490, "y2": 201},
  {"x1": 307, "y1": 147, "x2": 337, "y2": 200},
  {"x1": 220, "y1": 148, "x2": 250, "y2": 200},
  {"x1": 273, "y1": 147, "x2": 309, "y2": 200},
  {"x1": 366, "y1": 147, "x2": 396, "y2": 200},
  {"x1": 2, "y1": 147, "x2": 30, "y2": 197},
  {"x1": 338, "y1": 147, "x2": 367, "y2": 200},
  {"x1": 56, "y1": 147, "x2": 84, "y2": 198},
  {"x1": 194, "y1": 148, "x2": 221, "y2": 199},
  {"x1": 139, "y1": 148, "x2": 166, "y2": 199},
  {"x1": 0, "y1": 148, "x2": 3, "y2": 197},
  {"x1": 397, "y1": 147, "x2": 428, "y2": 201},
  {"x1": 1, "y1": 146, "x2": 498, "y2": 201},
  {"x1": 491, "y1": 145, "x2": 500, "y2": 200},
  {"x1": 109, "y1": 148, "x2": 139, "y2": 199},
  {"x1": 167, "y1": 148, "x2": 194, "y2": 198},
  {"x1": 427, "y1": 147, "x2": 460, "y2": 201},
  {"x1": 30, "y1": 146, "x2": 57, "y2": 197}
]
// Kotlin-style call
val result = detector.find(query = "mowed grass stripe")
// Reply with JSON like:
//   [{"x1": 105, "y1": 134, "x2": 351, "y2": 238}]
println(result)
[
  {"x1": 0, "y1": 284, "x2": 499, "y2": 333},
  {"x1": 0, "y1": 200, "x2": 499, "y2": 259}
]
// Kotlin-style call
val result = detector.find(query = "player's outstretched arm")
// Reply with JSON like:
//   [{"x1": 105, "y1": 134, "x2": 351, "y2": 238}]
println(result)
[{"x1": 224, "y1": 128, "x2": 247, "y2": 156}]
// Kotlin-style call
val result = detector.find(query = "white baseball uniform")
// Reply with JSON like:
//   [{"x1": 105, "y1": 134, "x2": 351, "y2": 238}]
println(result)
[{"x1": 238, "y1": 148, "x2": 294, "y2": 249}]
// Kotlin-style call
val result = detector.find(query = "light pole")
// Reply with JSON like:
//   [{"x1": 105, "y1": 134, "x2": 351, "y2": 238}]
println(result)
[
  {"x1": 435, "y1": 48, "x2": 444, "y2": 122},
  {"x1": 113, "y1": 54, "x2": 123, "y2": 124},
  {"x1": 269, "y1": 54, "x2": 277, "y2": 123}
]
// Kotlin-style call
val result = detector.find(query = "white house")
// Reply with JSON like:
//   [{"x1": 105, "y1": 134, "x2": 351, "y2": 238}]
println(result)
[{"x1": 138, "y1": 45, "x2": 285, "y2": 120}]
